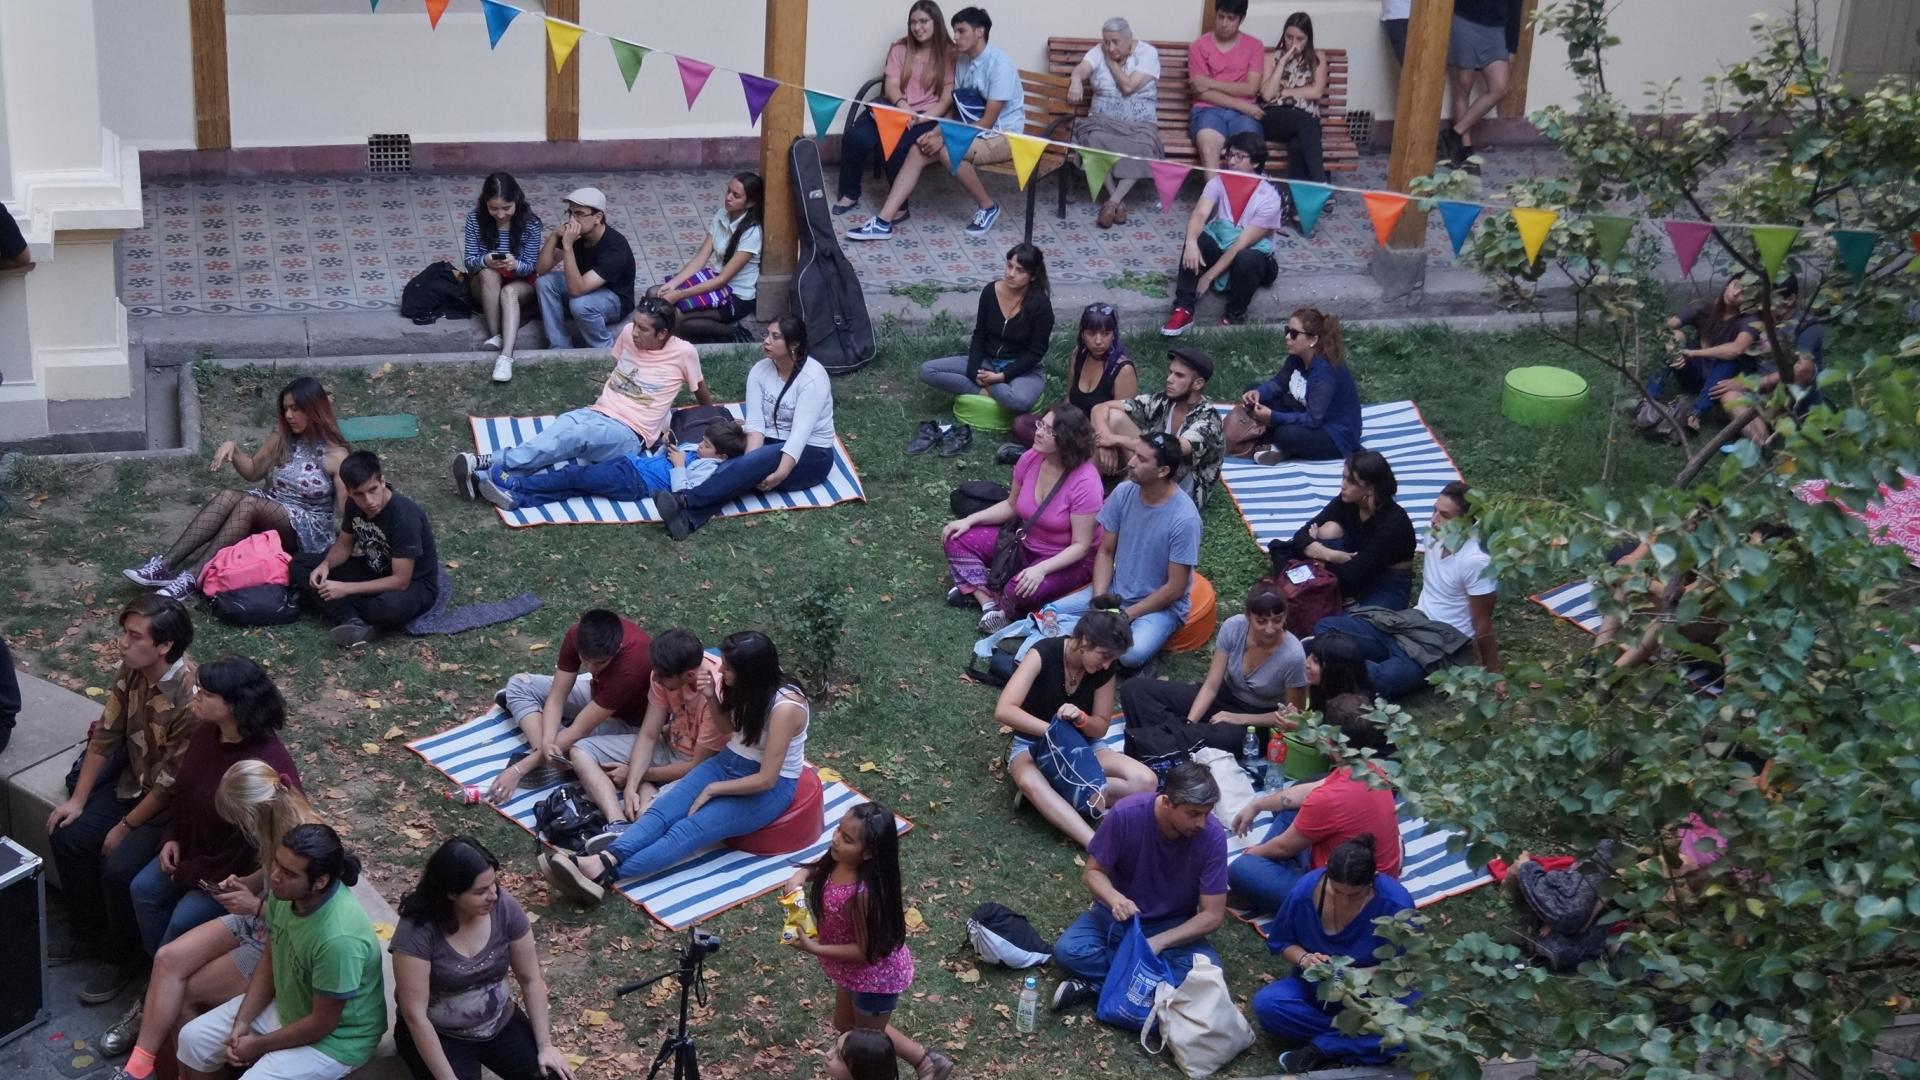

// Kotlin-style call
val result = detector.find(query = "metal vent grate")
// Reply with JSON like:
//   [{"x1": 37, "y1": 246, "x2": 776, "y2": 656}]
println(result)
[
  {"x1": 367, "y1": 134, "x2": 413, "y2": 174},
  {"x1": 1345, "y1": 111, "x2": 1375, "y2": 152}
]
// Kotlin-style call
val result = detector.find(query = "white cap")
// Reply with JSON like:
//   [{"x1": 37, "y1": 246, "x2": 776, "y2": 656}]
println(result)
[{"x1": 563, "y1": 186, "x2": 608, "y2": 212}]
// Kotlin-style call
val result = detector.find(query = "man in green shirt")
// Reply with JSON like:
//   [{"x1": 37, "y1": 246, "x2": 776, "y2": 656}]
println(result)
[{"x1": 175, "y1": 824, "x2": 386, "y2": 1080}]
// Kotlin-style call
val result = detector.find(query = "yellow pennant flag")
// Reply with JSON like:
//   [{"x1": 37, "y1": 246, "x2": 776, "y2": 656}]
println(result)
[
  {"x1": 1511, "y1": 207, "x2": 1558, "y2": 266},
  {"x1": 545, "y1": 18, "x2": 585, "y2": 73},
  {"x1": 1005, "y1": 134, "x2": 1048, "y2": 190}
]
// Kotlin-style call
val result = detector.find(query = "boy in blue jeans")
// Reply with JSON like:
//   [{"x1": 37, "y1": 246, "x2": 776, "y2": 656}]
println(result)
[{"x1": 477, "y1": 417, "x2": 746, "y2": 512}]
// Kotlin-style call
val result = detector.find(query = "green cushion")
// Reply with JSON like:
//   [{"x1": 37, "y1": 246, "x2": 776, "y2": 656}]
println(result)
[
  {"x1": 338, "y1": 414, "x2": 419, "y2": 442},
  {"x1": 952, "y1": 393, "x2": 1018, "y2": 433},
  {"x1": 1501, "y1": 366, "x2": 1589, "y2": 426}
]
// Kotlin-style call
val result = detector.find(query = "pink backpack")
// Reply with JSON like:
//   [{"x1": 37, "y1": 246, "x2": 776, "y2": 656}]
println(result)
[{"x1": 199, "y1": 531, "x2": 291, "y2": 597}]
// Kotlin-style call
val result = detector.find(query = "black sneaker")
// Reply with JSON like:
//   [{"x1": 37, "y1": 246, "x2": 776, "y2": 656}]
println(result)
[
  {"x1": 79, "y1": 962, "x2": 141, "y2": 1005},
  {"x1": 329, "y1": 619, "x2": 376, "y2": 649},
  {"x1": 904, "y1": 421, "x2": 942, "y2": 456},
  {"x1": 994, "y1": 442, "x2": 1024, "y2": 466},
  {"x1": 652, "y1": 490, "x2": 694, "y2": 541},
  {"x1": 1051, "y1": 978, "x2": 1098, "y2": 1012},
  {"x1": 939, "y1": 423, "x2": 973, "y2": 458},
  {"x1": 1277, "y1": 1045, "x2": 1332, "y2": 1074}
]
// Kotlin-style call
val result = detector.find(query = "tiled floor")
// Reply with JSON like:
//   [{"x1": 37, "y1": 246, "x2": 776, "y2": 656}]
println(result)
[{"x1": 124, "y1": 148, "x2": 1578, "y2": 318}]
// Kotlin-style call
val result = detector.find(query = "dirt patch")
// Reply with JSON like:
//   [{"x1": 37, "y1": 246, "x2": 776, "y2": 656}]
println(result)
[{"x1": 22, "y1": 556, "x2": 98, "y2": 600}]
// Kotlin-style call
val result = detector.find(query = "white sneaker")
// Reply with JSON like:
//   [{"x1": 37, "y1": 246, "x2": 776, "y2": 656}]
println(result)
[
  {"x1": 482, "y1": 334, "x2": 503, "y2": 350},
  {"x1": 978, "y1": 606, "x2": 1009, "y2": 634},
  {"x1": 491, "y1": 355, "x2": 514, "y2": 383}
]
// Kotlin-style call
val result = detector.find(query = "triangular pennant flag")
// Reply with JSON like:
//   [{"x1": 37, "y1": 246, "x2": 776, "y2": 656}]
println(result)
[
  {"x1": 1665, "y1": 220, "x2": 1713, "y2": 276},
  {"x1": 1512, "y1": 207, "x2": 1558, "y2": 266},
  {"x1": 1218, "y1": 172, "x2": 1260, "y2": 222},
  {"x1": 1911, "y1": 232, "x2": 1920, "y2": 255},
  {"x1": 871, "y1": 106, "x2": 911, "y2": 160},
  {"x1": 938, "y1": 120, "x2": 983, "y2": 173},
  {"x1": 369, "y1": 0, "x2": 380, "y2": 9},
  {"x1": 675, "y1": 56, "x2": 715, "y2": 109},
  {"x1": 1589, "y1": 215, "x2": 1635, "y2": 264},
  {"x1": 1080, "y1": 150, "x2": 1121, "y2": 201},
  {"x1": 1287, "y1": 182, "x2": 1333, "y2": 237},
  {"x1": 480, "y1": 0, "x2": 520, "y2": 48},
  {"x1": 1435, "y1": 200, "x2": 1482, "y2": 256},
  {"x1": 1149, "y1": 161, "x2": 1192, "y2": 210},
  {"x1": 544, "y1": 18, "x2": 584, "y2": 72},
  {"x1": 1750, "y1": 225, "x2": 1797, "y2": 279},
  {"x1": 1831, "y1": 229, "x2": 1878, "y2": 282},
  {"x1": 1363, "y1": 192, "x2": 1409, "y2": 247},
  {"x1": 424, "y1": 0, "x2": 449, "y2": 29},
  {"x1": 610, "y1": 39, "x2": 649, "y2": 91},
  {"x1": 1005, "y1": 134, "x2": 1048, "y2": 189},
  {"x1": 805, "y1": 90, "x2": 843, "y2": 138},
  {"x1": 739, "y1": 74, "x2": 778, "y2": 127}
]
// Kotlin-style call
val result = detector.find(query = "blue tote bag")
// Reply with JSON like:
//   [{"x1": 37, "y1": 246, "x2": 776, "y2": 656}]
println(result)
[
  {"x1": 1031, "y1": 716, "x2": 1108, "y2": 818},
  {"x1": 1095, "y1": 915, "x2": 1171, "y2": 1031}
]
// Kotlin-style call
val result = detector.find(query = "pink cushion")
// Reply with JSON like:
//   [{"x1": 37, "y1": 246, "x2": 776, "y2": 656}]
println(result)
[{"x1": 726, "y1": 766, "x2": 823, "y2": 855}]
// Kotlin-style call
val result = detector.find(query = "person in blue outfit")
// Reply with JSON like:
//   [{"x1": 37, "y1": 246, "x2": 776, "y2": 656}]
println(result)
[
  {"x1": 1240, "y1": 307, "x2": 1361, "y2": 464},
  {"x1": 1253, "y1": 834, "x2": 1416, "y2": 1073},
  {"x1": 1048, "y1": 763, "x2": 1228, "y2": 1012},
  {"x1": 476, "y1": 417, "x2": 746, "y2": 513}
]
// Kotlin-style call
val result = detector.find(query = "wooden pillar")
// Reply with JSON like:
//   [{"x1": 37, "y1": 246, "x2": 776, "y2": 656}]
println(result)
[
  {"x1": 545, "y1": 0, "x2": 580, "y2": 141},
  {"x1": 757, "y1": 0, "x2": 806, "y2": 317},
  {"x1": 189, "y1": 0, "x2": 231, "y2": 150},
  {"x1": 1386, "y1": 0, "x2": 1455, "y2": 248},
  {"x1": 1499, "y1": 0, "x2": 1540, "y2": 118},
  {"x1": 1201, "y1": 1, "x2": 1216, "y2": 34}
]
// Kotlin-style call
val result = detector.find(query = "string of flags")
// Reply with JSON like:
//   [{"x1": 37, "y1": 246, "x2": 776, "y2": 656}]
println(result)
[{"x1": 386, "y1": 0, "x2": 1917, "y2": 280}]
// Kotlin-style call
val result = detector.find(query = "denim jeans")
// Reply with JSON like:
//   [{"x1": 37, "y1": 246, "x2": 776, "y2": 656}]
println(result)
[
  {"x1": 919, "y1": 356, "x2": 1047, "y2": 414},
  {"x1": 1053, "y1": 905, "x2": 1220, "y2": 989},
  {"x1": 1317, "y1": 535, "x2": 1415, "y2": 611},
  {"x1": 497, "y1": 407, "x2": 645, "y2": 477},
  {"x1": 1052, "y1": 588, "x2": 1184, "y2": 670},
  {"x1": 130, "y1": 856, "x2": 227, "y2": 955},
  {"x1": 1226, "y1": 810, "x2": 1310, "y2": 916},
  {"x1": 1252, "y1": 975, "x2": 1409, "y2": 1065},
  {"x1": 508, "y1": 453, "x2": 671, "y2": 509},
  {"x1": 675, "y1": 442, "x2": 834, "y2": 530},
  {"x1": 1312, "y1": 613, "x2": 1429, "y2": 699},
  {"x1": 603, "y1": 749, "x2": 799, "y2": 880},
  {"x1": 536, "y1": 269, "x2": 625, "y2": 349}
]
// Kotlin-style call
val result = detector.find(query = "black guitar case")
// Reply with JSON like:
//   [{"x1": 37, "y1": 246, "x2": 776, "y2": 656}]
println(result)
[{"x1": 788, "y1": 136, "x2": 876, "y2": 374}]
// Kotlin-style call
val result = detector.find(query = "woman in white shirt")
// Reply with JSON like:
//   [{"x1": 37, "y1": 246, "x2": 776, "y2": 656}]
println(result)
[
  {"x1": 1067, "y1": 18, "x2": 1163, "y2": 229},
  {"x1": 648, "y1": 171, "x2": 764, "y2": 343},
  {"x1": 653, "y1": 314, "x2": 838, "y2": 540}
]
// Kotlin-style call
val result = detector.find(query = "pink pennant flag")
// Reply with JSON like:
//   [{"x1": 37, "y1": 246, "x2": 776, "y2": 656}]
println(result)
[
  {"x1": 1665, "y1": 220, "x2": 1713, "y2": 277},
  {"x1": 675, "y1": 56, "x2": 716, "y2": 109},
  {"x1": 1149, "y1": 161, "x2": 1192, "y2": 210},
  {"x1": 739, "y1": 73, "x2": 778, "y2": 127}
]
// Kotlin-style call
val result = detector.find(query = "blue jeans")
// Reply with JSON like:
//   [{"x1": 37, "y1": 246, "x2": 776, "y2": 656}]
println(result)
[
  {"x1": 1226, "y1": 810, "x2": 1310, "y2": 917},
  {"x1": 1054, "y1": 905, "x2": 1220, "y2": 988},
  {"x1": 129, "y1": 856, "x2": 228, "y2": 956},
  {"x1": 508, "y1": 453, "x2": 671, "y2": 509},
  {"x1": 1252, "y1": 975, "x2": 1409, "y2": 1065},
  {"x1": 1313, "y1": 613, "x2": 1429, "y2": 699},
  {"x1": 675, "y1": 442, "x2": 834, "y2": 530},
  {"x1": 536, "y1": 269, "x2": 625, "y2": 349},
  {"x1": 603, "y1": 749, "x2": 799, "y2": 880},
  {"x1": 1051, "y1": 588, "x2": 1184, "y2": 670},
  {"x1": 497, "y1": 407, "x2": 645, "y2": 477},
  {"x1": 1189, "y1": 106, "x2": 1263, "y2": 141},
  {"x1": 1648, "y1": 357, "x2": 1748, "y2": 419}
]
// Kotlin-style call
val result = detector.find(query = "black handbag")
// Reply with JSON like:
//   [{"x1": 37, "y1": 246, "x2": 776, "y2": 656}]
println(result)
[
  {"x1": 985, "y1": 472, "x2": 1069, "y2": 593},
  {"x1": 950, "y1": 480, "x2": 1009, "y2": 519}
]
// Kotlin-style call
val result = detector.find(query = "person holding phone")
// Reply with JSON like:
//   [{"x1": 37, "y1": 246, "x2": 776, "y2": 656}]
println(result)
[{"x1": 464, "y1": 173, "x2": 545, "y2": 383}]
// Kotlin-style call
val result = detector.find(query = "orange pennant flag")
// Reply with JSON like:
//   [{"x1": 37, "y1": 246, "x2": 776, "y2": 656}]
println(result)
[
  {"x1": 424, "y1": 0, "x2": 450, "y2": 29},
  {"x1": 1363, "y1": 192, "x2": 1410, "y2": 247},
  {"x1": 872, "y1": 107, "x2": 912, "y2": 161}
]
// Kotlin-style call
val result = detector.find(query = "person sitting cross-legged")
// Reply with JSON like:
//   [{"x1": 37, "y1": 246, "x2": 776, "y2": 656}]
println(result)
[
  {"x1": 1162, "y1": 133, "x2": 1283, "y2": 334},
  {"x1": 597, "y1": 628, "x2": 732, "y2": 826},
  {"x1": 487, "y1": 609, "x2": 654, "y2": 807},
  {"x1": 290, "y1": 450, "x2": 439, "y2": 648},
  {"x1": 1049, "y1": 762, "x2": 1229, "y2": 1011},
  {"x1": 475, "y1": 417, "x2": 745, "y2": 514},
  {"x1": 1239, "y1": 308, "x2": 1361, "y2": 464},
  {"x1": 1091, "y1": 347, "x2": 1226, "y2": 512}
]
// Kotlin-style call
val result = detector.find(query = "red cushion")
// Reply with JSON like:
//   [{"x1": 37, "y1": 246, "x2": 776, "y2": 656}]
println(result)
[{"x1": 726, "y1": 765, "x2": 824, "y2": 855}]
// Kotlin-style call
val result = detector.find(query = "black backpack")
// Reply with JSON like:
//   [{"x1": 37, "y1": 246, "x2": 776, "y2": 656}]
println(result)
[
  {"x1": 205, "y1": 584, "x2": 301, "y2": 627},
  {"x1": 400, "y1": 261, "x2": 472, "y2": 325},
  {"x1": 788, "y1": 137, "x2": 875, "y2": 374},
  {"x1": 533, "y1": 785, "x2": 607, "y2": 854}
]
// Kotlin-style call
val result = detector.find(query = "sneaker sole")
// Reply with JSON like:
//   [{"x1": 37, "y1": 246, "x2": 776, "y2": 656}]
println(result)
[
  {"x1": 121, "y1": 568, "x2": 170, "y2": 587},
  {"x1": 329, "y1": 624, "x2": 374, "y2": 648},
  {"x1": 846, "y1": 232, "x2": 893, "y2": 242},
  {"x1": 1160, "y1": 323, "x2": 1192, "y2": 337},
  {"x1": 451, "y1": 453, "x2": 478, "y2": 500},
  {"x1": 476, "y1": 475, "x2": 516, "y2": 512}
]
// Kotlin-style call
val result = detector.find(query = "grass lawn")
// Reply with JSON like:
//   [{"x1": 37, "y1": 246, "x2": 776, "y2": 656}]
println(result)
[{"x1": 0, "y1": 316, "x2": 1793, "y2": 1078}]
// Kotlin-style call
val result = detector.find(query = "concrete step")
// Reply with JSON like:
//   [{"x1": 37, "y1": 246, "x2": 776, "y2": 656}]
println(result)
[{"x1": 0, "y1": 671, "x2": 98, "y2": 892}]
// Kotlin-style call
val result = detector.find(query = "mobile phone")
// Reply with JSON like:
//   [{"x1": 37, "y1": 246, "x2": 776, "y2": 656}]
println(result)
[{"x1": 198, "y1": 879, "x2": 219, "y2": 893}]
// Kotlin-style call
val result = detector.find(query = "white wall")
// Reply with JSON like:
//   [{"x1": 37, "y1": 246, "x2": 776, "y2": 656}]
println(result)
[{"x1": 96, "y1": 0, "x2": 194, "y2": 150}]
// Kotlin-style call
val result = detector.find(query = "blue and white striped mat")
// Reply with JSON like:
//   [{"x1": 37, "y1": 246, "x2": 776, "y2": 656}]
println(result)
[
  {"x1": 468, "y1": 406, "x2": 866, "y2": 529},
  {"x1": 1217, "y1": 400, "x2": 1464, "y2": 552},
  {"x1": 408, "y1": 707, "x2": 909, "y2": 930},
  {"x1": 1532, "y1": 580, "x2": 1603, "y2": 635}
]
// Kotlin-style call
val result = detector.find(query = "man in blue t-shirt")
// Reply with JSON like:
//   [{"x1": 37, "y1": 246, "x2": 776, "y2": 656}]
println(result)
[
  {"x1": 847, "y1": 6, "x2": 1026, "y2": 241},
  {"x1": 1050, "y1": 763, "x2": 1229, "y2": 1010}
]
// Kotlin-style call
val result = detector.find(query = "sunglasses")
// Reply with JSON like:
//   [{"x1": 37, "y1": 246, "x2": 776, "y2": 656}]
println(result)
[
  {"x1": 1087, "y1": 303, "x2": 1115, "y2": 315},
  {"x1": 1284, "y1": 327, "x2": 1305, "y2": 339}
]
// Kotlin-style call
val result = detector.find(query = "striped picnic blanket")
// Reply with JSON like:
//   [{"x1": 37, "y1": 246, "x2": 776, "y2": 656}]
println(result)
[
  {"x1": 468, "y1": 405, "x2": 865, "y2": 528},
  {"x1": 408, "y1": 706, "x2": 909, "y2": 929},
  {"x1": 1532, "y1": 580, "x2": 1604, "y2": 636},
  {"x1": 1216, "y1": 400, "x2": 1464, "y2": 551}
]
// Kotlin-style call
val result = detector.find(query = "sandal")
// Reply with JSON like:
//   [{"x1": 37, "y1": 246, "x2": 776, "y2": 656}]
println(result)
[
  {"x1": 916, "y1": 1049, "x2": 956, "y2": 1080},
  {"x1": 544, "y1": 851, "x2": 615, "y2": 904}
]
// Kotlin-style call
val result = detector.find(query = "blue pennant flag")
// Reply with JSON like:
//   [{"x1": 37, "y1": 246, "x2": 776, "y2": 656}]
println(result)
[
  {"x1": 1437, "y1": 201, "x2": 1483, "y2": 256},
  {"x1": 480, "y1": 0, "x2": 521, "y2": 48},
  {"x1": 938, "y1": 120, "x2": 982, "y2": 173},
  {"x1": 1286, "y1": 182, "x2": 1334, "y2": 238}
]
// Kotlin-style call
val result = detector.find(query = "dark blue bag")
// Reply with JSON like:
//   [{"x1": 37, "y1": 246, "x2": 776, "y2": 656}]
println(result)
[
  {"x1": 1094, "y1": 915, "x2": 1171, "y2": 1031},
  {"x1": 1030, "y1": 715, "x2": 1108, "y2": 818}
]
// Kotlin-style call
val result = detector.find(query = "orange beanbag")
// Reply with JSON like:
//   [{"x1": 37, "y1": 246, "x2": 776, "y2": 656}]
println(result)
[
  {"x1": 726, "y1": 765, "x2": 824, "y2": 855},
  {"x1": 1166, "y1": 571, "x2": 1218, "y2": 655}
]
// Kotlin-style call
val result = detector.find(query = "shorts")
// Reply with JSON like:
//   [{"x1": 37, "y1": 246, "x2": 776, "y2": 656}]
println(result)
[
  {"x1": 1448, "y1": 16, "x2": 1512, "y2": 69},
  {"x1": 1190, "y1": 106, "x2": 1263, "y2": 141},
  {"x1": 567, "y1": 719, "x2": 646, "y2": 767},
  {"x1": 963, "y1": 133, "x2": 1014, "y2": 166},
  {"x1": 851, "y1": 990, "x2": 900, "y2": 1016},
  {"x1": 1007, "y1": 736, "x2": 1038, "y2": 767},
  {"x1": 178, "y1": 997, "x2": 357, "y2": 1080},
  {"x1": 222, "y1": 912, "x2": 267, "y2": 979}
]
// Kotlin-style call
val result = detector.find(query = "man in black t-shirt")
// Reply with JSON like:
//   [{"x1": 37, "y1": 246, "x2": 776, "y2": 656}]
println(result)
[
  {"x1": 0, "y1": 204, "x2": 31, "y2": 273},
  {"x1": 534, "y1": 186, "x2": 637, "y2": 353},
  {"x1": 290, "y1": 450, "x2": 440, "y2": 647}
]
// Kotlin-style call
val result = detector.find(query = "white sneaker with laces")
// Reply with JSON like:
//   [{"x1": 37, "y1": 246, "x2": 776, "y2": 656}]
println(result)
[
  {"x1": 491, "y1": 355, "x2": 514, "y2": 383},
  {"x1": 482, "y1": 334, "x2": 503, "y2": 350}
]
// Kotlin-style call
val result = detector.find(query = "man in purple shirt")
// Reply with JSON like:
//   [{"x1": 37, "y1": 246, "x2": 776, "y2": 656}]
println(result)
[{"x1": 1050, "y1": 762, "x2": 1229, "y2": 1009}]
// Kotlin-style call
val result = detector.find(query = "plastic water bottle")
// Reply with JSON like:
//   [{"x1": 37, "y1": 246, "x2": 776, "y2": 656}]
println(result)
[
  {"x1": 1016, "y1": 976, "x2": 1038, "y2": 1033},
  {"x1": 1265, "y1": 731, "x2": 1289, "y2": 791},
  {"x1": 1241, "y1": 725, "x2": 1263, "y2": 782},
  {"x1": 446, "y1": 785, "x2": 483, "y2": 805}
]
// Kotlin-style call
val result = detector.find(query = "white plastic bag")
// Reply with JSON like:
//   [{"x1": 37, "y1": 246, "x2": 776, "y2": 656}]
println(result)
[
  {"x1": 1139, "y1": 954, "x2": 1254, "y2": 1077},
  {"x1": 1193, "y1": 747, "x2": 1257, "y2": 831}
]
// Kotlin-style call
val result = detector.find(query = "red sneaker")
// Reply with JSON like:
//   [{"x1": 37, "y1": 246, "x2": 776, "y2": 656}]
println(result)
[{"x1": 1160, "y1": 307, "x2": 1194, "y2": 336}]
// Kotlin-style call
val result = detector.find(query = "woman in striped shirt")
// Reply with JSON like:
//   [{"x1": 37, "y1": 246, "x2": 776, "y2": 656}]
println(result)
[{"x1": 464, "y1": 172, "x2": 545, "y2": 381}]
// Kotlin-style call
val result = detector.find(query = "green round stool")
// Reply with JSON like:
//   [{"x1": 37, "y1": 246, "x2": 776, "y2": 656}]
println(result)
[
  {"x1": 1501, "y1": 365, "x2": 1590, "y2": 426},
  {"x1": 953, "y1": 393, "x2": 1018, "y2": 433}
]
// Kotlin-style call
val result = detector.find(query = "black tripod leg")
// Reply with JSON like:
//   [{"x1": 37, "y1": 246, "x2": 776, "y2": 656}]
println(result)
[
  {"x1": 647, "y1": 1037, "x2": 678, "y2": 1080},
  {"x1": 678, "y1": 1039, "x2": 700, "y2": 1080}
]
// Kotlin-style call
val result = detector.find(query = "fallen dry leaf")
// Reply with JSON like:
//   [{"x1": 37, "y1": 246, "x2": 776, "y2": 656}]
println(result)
[
  {"x1": 384, "y1": 725, "x2": 405, "y2": 740},
  {"x1": 904, "y1": 907, "x2": 925, "y2": 931},
  {"x1": 360, "y1": 742, "x2": 380, "y2": 755},
  {"x1": 858, "y1": 761, "x2": 878, "y2": 773},
  {"x1": 85, "y1": 687, "x2": 106, "y2": 698},
  {"x1": 956, "y1": 968, "x2": 981, "y2": 984}
]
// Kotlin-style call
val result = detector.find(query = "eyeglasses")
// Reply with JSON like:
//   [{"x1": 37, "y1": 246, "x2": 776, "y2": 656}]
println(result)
[
  {"x1": 1284, "y1": 327, "x2": 1304, "y2": 339},
  {"x1": 567, "y1": 208, "x2": 601, "y2": 220}
]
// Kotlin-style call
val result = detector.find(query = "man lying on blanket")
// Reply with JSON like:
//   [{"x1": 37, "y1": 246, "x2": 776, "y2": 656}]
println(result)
[{"x1": 473, "y1": 416, "x2": 747, "y2": 514}]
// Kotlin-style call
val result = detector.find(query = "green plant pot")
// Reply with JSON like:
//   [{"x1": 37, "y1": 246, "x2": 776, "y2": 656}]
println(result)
[
  {"x1": 1283, "y1": 734, "x2": 1332, "y2": 781},
  {"x1": 953, "y1": 392, "x2": 1018, "y2": 433},
  {"x1": 1501, "y1": 365, "x2": 1590, "y2": 426}
]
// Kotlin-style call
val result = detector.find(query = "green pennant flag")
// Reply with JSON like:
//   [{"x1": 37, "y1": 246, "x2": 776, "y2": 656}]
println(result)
[
  {"x1": 1589, "y1": 215, "x2": 1635, "y2": 265},
  {"x1": 610, "y1": 38, "x2": 649, "y2": 92},
  {"x1": 1831, "y1": 229, "x2": 1878, "y2": 282},
  {"x1": 1751, "y1": 225, "x2": 1798, "y2": 279},
  {"x1": 1080, "y1": 149, "x2": 1120, "y2": 201},
  {"x1": 805, "y1": 91, "x2": 843, "y2": 139}
]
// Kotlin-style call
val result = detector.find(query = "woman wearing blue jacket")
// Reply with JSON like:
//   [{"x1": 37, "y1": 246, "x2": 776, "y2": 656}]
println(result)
[{"x1": 1240, "y1": 307, "x2": 1360, "y2": 464}]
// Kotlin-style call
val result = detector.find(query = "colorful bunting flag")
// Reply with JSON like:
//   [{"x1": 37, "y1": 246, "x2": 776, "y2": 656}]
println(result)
[
  {"x1": 1080, "y1": 149, "x2": 1120, "y2": 201},
  {"x1": 1911, "y1": 232, "x2": 1920, "y2": 256},
  {"x1": 369, "y1": 0, "x2": 380, "y2": 9},
  {"x1": 1150, "y1": 162, "x2": 1193, "y2": 210},
  {"x1": 804, "y1": 90, "x2": 843, "y2": 138},
  {"x1": 610, "y1": 39, "x2": 649, "y2": 91},
  {"x1": 1831, "y1": 229, "x2": 1878, "y2": 282},
  {"x1": 480, "y1": 0, "x2": 519, "y2": 47},
  {"x1": 1436, "y1": 201, "x2": 1482, "y2": 256},
  {"x1": 675, "y1": 56, "x2": 715, "y2": 109},
  {"x1": 1750, "y1": 225, "x2": 1797, "y2": 279},
  {"x1": 545, "y1": 18, "x2": 584, "y2": 72},
  {"x1": 1363, "y1": 192, "x2": 1408, "y2": 247},
  {"x1": 1005, "y1": 134, "x2": 1048, "y2": 190},
  {"x1": 938, "y1": 120, "x2": 981, "y2": 172},
  {"x1": 871, "y1": 107, "x2": 911, "y2": 160},
  {"x1": 1218, "y1": 172, "x2": 1260, "y2": 222},
  {"x1": 739, "y1": 74, "x2": 778, "y2": 127},
  {"x1": 425, "y1": 0, "x2": 450, "y2": 29},
  {"x1": 1665, "y1": 221, "x2": 1713, "y2": 277},
  {"x1": 1512, "y1": 207, "x2": 1558, "y2": 266},
  {"x1": 1589, "y1": 215, "x2": 1635, "y2": 264},
  {"x1": 1287, "y1": 182, "x2": 1333, "y2": 238}
]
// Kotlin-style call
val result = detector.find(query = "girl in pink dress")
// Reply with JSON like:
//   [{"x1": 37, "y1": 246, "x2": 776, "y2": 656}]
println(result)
[{"x1": 785, "y1": 802, "x2": 953, "y2": 1080}]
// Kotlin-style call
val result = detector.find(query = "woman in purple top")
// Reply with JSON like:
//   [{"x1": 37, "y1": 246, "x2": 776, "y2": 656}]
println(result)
[{"x1": 941, "y1": 402, "x2": 1105, "y2": 633}]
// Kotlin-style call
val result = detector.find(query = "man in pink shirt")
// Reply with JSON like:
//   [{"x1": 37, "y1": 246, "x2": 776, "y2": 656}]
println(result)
[
  {"x1": 451, "y1": 296, "x2": 713, "y2": 501},
  {"x1": 1163, "y1": 134, "x2": 1283, "y2": 333},
  {"x1": 1187, "y1": 0, "x2": 1266, "y2": 171}
]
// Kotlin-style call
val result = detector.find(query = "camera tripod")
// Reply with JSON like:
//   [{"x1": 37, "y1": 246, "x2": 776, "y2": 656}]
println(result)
[{"x1": 615, "y1": 928, "x2": 718, "y2": 1080}]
